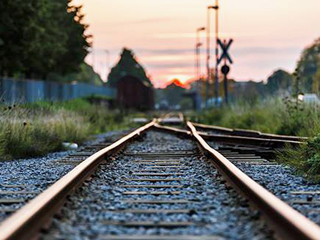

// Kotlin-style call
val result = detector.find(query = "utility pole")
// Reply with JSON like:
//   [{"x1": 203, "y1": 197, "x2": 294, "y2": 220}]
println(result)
[
  {"x1": 206, "y1": 4, "x2": 219, "y2": 109},
  {"x1": 206, "y1": 7, "x2": 211, "y2": 109},
  {"x1": 196, "y1": 27, "x2": 205, "y2": 81},
  {"x1": 195, "y1": 27, "x2": 205, "y2": 110},
  {"x1": 214, "y1": 0, "x2": 219, "y2": 107}
]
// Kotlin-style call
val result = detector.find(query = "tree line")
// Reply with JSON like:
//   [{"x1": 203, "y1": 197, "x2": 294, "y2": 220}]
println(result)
[{"x1": 0, "y1": 0, "x2": 91, "y2": 81}]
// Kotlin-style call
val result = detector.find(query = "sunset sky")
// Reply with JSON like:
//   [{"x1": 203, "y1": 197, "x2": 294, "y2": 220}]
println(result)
[{"x1": 72, "y1": 0, "x2": 320, "y2": 88}]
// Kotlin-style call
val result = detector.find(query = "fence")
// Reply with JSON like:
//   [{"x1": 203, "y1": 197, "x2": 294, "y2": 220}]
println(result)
[{"x1": 0, "y1": 78, "x2": 116, "y2": 103}]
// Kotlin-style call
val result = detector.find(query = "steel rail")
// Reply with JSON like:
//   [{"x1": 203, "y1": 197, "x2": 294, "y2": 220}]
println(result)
[
  {"x1": 191, "y1": 122, "x2": 308, "y2": 141},
  {"x1": 155, "y1": 122, "x2": 301, "y2": 148},
  {"x1": 187, "y1": 121, "x2": 320, "y2": 240},
  {"x1": 158, "y1": 112, "x2": 184, "y2": 125},
  {"x1": 154, "y1": 123, "x2": 191, "y2": 136},
  {"x1": 198, "y1": 131, "x2": 302, "y2": 148},
  {"x1": 0, "y1": 120, "x2": 156, "y2": 240}
]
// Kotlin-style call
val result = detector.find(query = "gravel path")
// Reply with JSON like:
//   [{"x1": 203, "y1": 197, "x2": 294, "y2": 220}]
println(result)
[
  {"x1": 41, "y1": 131, "x2": 274, "y2": 240},
  {"x1": 0, "y1": 129, "x2": 129, "y2": 223}
]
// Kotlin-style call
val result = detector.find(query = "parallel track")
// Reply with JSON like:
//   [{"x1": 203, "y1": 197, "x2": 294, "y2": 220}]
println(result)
[{"x1": 0, "y1": 118, "x2": 320, "y2": 240}]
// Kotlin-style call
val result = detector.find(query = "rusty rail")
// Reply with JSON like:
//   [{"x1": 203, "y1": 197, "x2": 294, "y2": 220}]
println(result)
[
  {"x1": 0, "y1": 120, "x2": 156, "y2": 240},
  {"x1": 154, "y1": 123, "x2": 191, "y2": 136},
  {"x1": 187, "y1": 121, "x2": 320, "y2": 240},
  {"x1": 198, "y1": 131, "x2": 302, "y2": 148},
  {"x1": 191, "y1": 122, "x2": 308, "y2": 142}
]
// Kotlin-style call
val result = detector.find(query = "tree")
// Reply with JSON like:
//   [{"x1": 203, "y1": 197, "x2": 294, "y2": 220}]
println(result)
[
  {"x1": 0, "y1": 0, "x2": 90, "y2": 79},
  {"x1": 265, "y1": 69, "x2": 292, "y2": 95},
  {"x1": 296, "y1": 38, "x2": 320, "y2": 92},
  {"x1": 47, "y1": 63, "x2": 103, "y2": 85},
  {"x1": 54, "y1": 2, "x2": 91, "y2": 76},
  {"x1": 312, "y1": 58, "x2": 320, "y2": 95},
  {"x1": 107, "y1": 48, "x2": 152, "y2": 88}
]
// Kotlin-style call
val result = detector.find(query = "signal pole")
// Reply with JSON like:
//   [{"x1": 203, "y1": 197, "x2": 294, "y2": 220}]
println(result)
[
  {"x1": 196, "y1": 27, "x2": 205, "y2": 80},
  {"x1": 195, "y1": 27, "x2": 205, "y2": 110},
  {"x1": 206, "y1": 4, "x2": 219, "y2": 109},
  {"x1": 214, "y1": 0, "x2": 219, "y2": 107}
]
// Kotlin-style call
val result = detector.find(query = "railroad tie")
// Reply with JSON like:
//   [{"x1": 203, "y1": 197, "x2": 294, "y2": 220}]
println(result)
[
  {"x1": 122, "y1": 199, "x2": 191, "y2": 204},
  {"x1": 0, "y1": 199, "x2": 25, "y2": 204},
  {"x1": 122, "y1": 191, "x2": 183, "y2": 195},
  {"x1": 100, "y1": 235, "x2": 223, "y2": 240},
  {"x1": 101, "y1": 221, "x2": 194, "y2": 228},
  {"x1": 123, "y1": 178, "x2": 182, "y2": 182},
  {"x1": 119, "y1": 184, "x2": 183, "y2": 188},
  {"x1": 112, "y1": 209, "x2": 191, "y2": 214},
  {"x1": 132, "y1": 173, "x2": 185, "y2": 176}
]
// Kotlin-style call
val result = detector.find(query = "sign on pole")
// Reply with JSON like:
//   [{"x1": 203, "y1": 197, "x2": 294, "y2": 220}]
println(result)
[
  {"x1": 217, "y1": 38, "x2": 233, "y2": 106},
  {"x1": 218, "y1": 39, "x2": 233, "y2": 65}
]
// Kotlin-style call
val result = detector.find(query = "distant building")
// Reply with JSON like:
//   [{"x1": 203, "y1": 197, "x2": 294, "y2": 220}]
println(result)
[{"x1": 107, "y1": 48, "x2": 154, "y2": 110}]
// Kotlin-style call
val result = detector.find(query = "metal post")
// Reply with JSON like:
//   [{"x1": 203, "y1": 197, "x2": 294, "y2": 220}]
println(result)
[
  {"x1": 206, "y1": 8, "x2": 211, "y2": 109},
  {"x1": 196, "y1": 28, "x2": 205, "y2": 82},
  {"x1": 214, "y1": 0, "x2": 219, "y2": 107},
  {"x1": 223, "y1": 75, "x2": 228, "y2": 105},
  {"x1": 195, "y1": 27, "x2": 205, "y2": 110},
  {"x1": 223, "y1": 58, "x2": 229, "y2": 106},
  {"x1": 196, "y1": 31, "x2": 200, "y2": 80}
]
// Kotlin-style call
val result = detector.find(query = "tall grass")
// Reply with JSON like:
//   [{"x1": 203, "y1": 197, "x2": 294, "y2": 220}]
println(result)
[
  {"x1": 277, "y1": 135, "x2": 320, "y2": 182},
  {"x1": 0, "y1": 98, "x2": 134, "y2": 160},
  {"x1": 189, "y1": 98, "x2": 320, "y2": 137}
]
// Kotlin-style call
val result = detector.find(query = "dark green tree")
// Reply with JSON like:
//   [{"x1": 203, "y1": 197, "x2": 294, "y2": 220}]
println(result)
[
  {"x1": 48, "y1": 63, "x2": 103, "y2": 85},
  {"x1": 54, "y1": 2, "x2": 91, "y2": 76},
  {"x1": 296, "y1": 38, "x2": 320, "y2": 92},
  {"x1": 265, "y1": 69, "x2": 292, "y2": 95},
  {"x1": 0, "y1": 0, "x2": 90, "y2": 79},
  {"x1": 107, "y1": 48, "x2": 152, "y2": 88}
]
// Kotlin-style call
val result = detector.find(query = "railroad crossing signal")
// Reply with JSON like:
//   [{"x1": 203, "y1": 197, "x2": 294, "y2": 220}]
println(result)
[
  {"x1": 218, "y1": 39, "x2": 233, "y2": 65},
  {"x1": 221, "y1": 65, "x2": 230, "y2": 75}
]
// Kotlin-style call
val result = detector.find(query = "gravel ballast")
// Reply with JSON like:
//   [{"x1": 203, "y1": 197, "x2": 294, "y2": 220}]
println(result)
[
  {"x1": 234, "y1": 163, "x2": 320, "y2": 224},
  {"x1": 0, "y1": 130, "x2": 128, "y2": 223},
  {"x1": 204, "y1": 137, "x2": 320, "y2": 227},
  {"x1": 41, "y1": 131, "x2": 274, "y2": 240}
]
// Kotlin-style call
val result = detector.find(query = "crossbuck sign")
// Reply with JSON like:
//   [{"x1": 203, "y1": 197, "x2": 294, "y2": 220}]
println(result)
[{"x1": 217, "y1": 39, "x2": 233, "y2": 65}]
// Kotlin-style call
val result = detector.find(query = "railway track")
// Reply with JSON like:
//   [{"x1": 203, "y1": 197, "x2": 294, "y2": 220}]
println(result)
[{"x1": 0, "y1": 117, "x2": 320, "y2": 239}]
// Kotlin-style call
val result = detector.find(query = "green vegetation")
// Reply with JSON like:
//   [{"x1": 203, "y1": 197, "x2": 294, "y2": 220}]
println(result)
[
  {"x1": 189, "y1": 99, "x2": 320, "y2": 137},
  {"x1": 0, "y1": 0, "x2": 91, "y2": 82},
  {"x1": 0, "y1": 97, "x2": 136, "y2": 160},
  {"x1": 297, "y1": 38, "x2": 320, "y2": 93},
  {"x1": 277, "y1": 134, "x2": 320, "y2": 182},
  {"x1": 48, "y1": 63, "x2": 104, "y2": 85}
]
